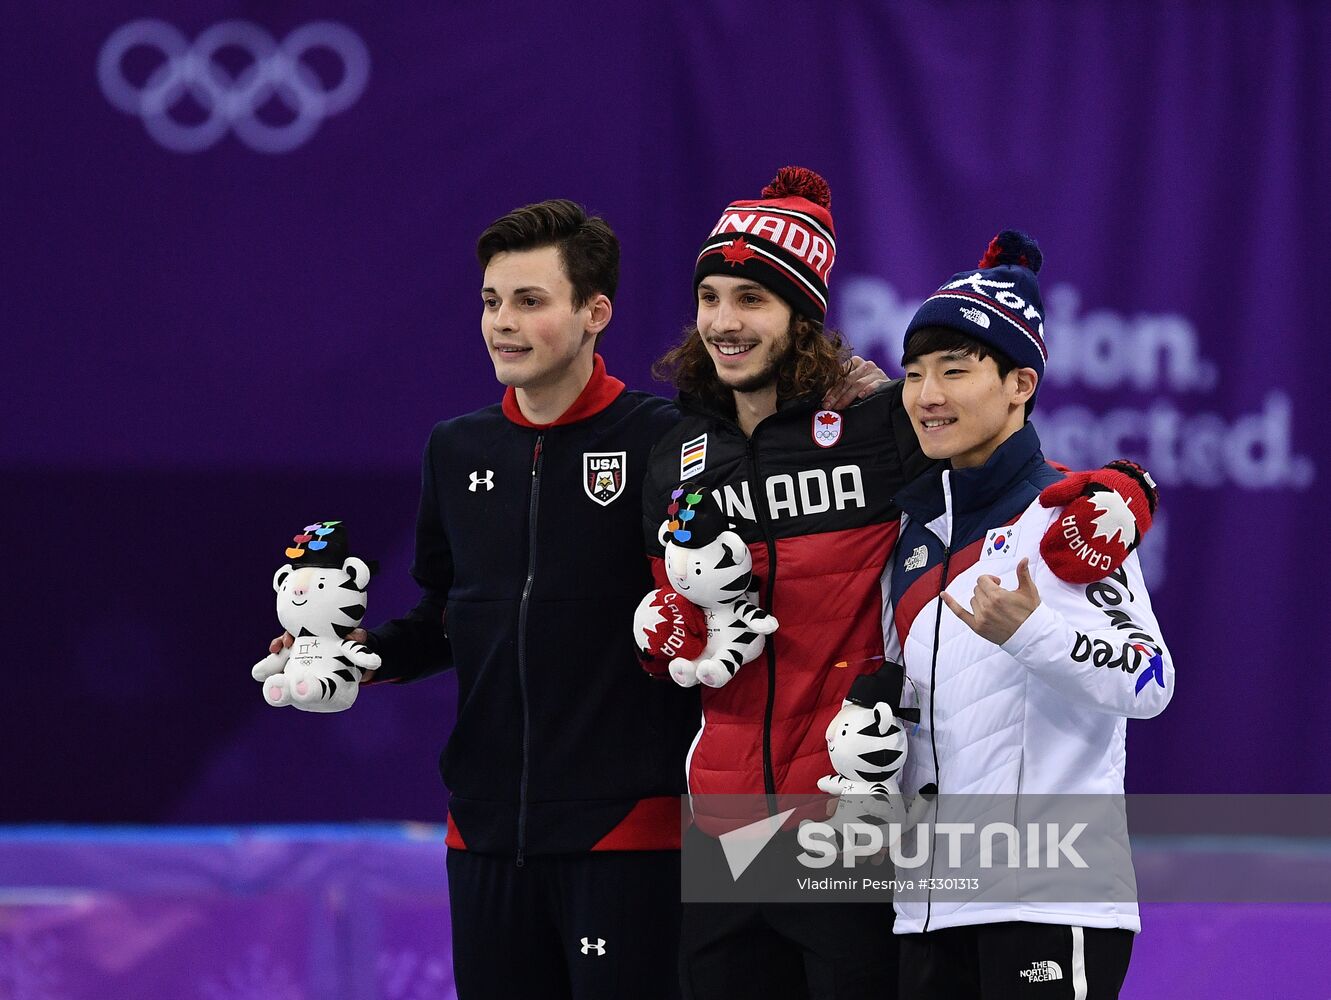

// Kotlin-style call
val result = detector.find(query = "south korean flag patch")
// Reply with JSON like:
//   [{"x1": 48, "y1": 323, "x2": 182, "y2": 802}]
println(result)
[
  {"x1": 983, "y1": 524, "x2": 1019, "y2": 559},
  {"x1": 583, "y1": 452, "x2": 626, "y2": 507},
  {"x1": 812, "y1": 410, "x2": 842, "y2": 448}
]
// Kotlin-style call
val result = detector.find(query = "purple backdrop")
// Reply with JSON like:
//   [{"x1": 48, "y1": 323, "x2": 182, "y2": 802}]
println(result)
[{"x1": 7, "y1": 2, "x2": 1330, "y2": 827}]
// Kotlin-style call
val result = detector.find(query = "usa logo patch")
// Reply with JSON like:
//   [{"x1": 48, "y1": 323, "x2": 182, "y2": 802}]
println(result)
[
  {"x1": 983, "y1": 525, "x2": 1019, "y2": 558},
  {"x1": 812, "y1": 410, "x2": 842, "y2": 448},
  {"x1": 583, "y1": 452, "x2": 626, "y2": 507},
  {"x1": 680, "y1": 434, "x2": 707, "y2": 479}
]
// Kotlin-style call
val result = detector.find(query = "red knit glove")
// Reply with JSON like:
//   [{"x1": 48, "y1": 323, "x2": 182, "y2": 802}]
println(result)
[
  {"x1": 633, "y1": 587, "x2": 708, "y2": 674},
  {"x1": 1038, "y1": 460, "x2": 1159, "y2": 583}
]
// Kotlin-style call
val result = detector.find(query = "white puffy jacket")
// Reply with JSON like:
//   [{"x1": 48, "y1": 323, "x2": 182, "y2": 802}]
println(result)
[{"x1": 883, "y1": 426, "x2": 1174, "y2": 934}]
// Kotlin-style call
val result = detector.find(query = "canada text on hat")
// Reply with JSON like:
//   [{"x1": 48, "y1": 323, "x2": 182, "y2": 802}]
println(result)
[{"x1": 694, "y1": 166, "x2": 837, "y2": 320}]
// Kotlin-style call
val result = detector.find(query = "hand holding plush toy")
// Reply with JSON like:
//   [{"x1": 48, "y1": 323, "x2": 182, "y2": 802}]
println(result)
[
  {"x1": 251, "y1": 520, "x2": 381, "y2": 713},
  {"x1": 634, "y1": 485, "x2": 778, "y2": 689},
  {"x1": 819, "y1": 662, "x2": 934, "y2": 841}
]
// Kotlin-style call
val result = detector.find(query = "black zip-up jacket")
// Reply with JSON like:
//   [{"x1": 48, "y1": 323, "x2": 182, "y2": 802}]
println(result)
[
  {"x1": 641, "y1": 382, "x2": 934, "y2": 828},
  {"x1": 370, "y1": 358, "x2": 699, "y2": 857}
]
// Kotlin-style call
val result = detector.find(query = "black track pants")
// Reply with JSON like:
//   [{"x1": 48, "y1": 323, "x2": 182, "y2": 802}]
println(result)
[
  {"x1": 446, "y1": 848, "x2": 683, "y2": 1000},
  {"x1": 898, "y1": 921, "x2": 1134, "y2": 999}
]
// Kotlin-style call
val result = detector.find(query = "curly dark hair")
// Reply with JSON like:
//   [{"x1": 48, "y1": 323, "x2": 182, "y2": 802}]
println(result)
[{"x1": 652, "y1": 316, "x2": 850, "y2": 415}]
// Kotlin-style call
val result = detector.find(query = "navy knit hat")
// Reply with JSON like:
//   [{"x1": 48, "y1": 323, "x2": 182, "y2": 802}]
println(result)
[
  {"x1": 694, "y1": 166, "x2": 837, "y2": 321},
  {"x1": 903, "y1": 230, "x2": 1047, "y2": 380}
]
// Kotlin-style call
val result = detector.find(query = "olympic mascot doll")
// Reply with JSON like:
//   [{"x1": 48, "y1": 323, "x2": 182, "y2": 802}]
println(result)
[
  {"x1": 819, "y1": 661, "x2": 935, "y2": 841},
  {"x1": 251, "y1": 520, "x2": 380, "y2": 713},
  {"x1": 633, "y1": 485, "x2": 777, "y2": 688}
]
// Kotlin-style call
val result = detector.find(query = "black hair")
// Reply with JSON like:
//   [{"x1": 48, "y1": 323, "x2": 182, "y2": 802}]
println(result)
[{"x1": 901, "y1": 326, "x2": 1035, "y2": 418}]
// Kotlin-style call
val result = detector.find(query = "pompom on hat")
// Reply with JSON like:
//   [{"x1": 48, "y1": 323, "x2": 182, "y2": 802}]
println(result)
[
  {"x1": 694, "y1": 166, "x2": 837, "y2": 321},
  {"x1": 903, "y1": 230, "x2": 1048, "y2": 382}
]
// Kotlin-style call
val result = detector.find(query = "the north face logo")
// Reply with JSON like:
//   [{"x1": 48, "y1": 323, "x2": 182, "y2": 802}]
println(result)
[
  {"x1": 904, "y1": 545, "x2": 928, "y2": 572},
  {"x1": 1018, "y1": 960, "x2": 1063, "y2": 983},
  {"x1": 959, "y1": 305, "x2": 990, "y2": 328}
]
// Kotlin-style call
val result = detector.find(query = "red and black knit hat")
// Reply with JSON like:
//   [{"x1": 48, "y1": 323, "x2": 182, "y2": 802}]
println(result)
[{"x1": 694, "y1": 166, "x2": 837, "y2": 321}]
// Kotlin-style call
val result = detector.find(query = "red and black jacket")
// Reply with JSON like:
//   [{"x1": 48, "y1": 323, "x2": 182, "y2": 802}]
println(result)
[
  {"x1": 369, "y1": 357, "x2": 699, "y2": 858},
  {"x1": 641, "y1": 382, "x2": 934, "y2": 815}
]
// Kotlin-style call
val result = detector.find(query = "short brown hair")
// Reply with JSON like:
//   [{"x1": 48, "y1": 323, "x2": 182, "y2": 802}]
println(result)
[
  {"x1": 652, "y1": 316, "x2": 850, "y2": 415},
  {"x1": 476, "y1": 199, "x2": 619, "y2": 309}
]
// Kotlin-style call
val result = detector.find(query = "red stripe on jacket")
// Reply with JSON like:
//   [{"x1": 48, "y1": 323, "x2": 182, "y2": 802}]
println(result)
[
  {"x1": 893, "y1": 512, "x2": 1023, "y2": 646},
  {"x1": 686, "y1": 522, "x2": 899, "y2": 803},
  {"x1": 591, "y1": 796, "x2": 682, "y2": 850}
]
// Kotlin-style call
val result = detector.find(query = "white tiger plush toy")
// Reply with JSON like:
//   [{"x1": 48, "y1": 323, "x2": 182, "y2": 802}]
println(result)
[
  {"x1": 251, "y1": 520, "x2": 381, "y2": 713},
  {"x1": 819, "y1": 664, "x2": 934, "y2": 838},
  {"x1": 641, "y1": 485, "x2": 778, "y2": 689}
]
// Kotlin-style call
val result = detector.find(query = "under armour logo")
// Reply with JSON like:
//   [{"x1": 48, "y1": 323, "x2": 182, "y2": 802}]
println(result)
[
  {"x1": 580, "y1": 937, "x2": 606, "y2": 956},
  {"x1": 468, "y1": 470, "x2": 494, "y2": 492}
]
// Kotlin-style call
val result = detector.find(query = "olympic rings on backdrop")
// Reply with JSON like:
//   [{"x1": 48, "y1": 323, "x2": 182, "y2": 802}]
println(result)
[{"x1": 97, "y1": 20, "x2": 370, "y2": 154}]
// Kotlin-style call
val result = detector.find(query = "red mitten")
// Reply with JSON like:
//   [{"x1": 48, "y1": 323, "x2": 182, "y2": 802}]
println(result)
[
  {"x1": 1039, "y1": 460, "x2": 1159, "y2": 583},
  {"x1": 633, "y1": 588, "x2": 707, "y2": 673}
]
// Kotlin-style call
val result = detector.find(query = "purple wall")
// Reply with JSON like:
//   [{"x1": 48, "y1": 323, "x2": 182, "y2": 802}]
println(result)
[{"x1": 8, "y1": 2, "x2": 1329, "y2": 823}]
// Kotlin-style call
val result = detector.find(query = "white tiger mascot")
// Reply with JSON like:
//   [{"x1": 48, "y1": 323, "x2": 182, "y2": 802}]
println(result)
[
  {"x1": 635, "y1": 485, "x2": 777, "y2": 689},
  {"x1": 819, "y1": 663, "x2": 935, "y2": 842},
  {"x1": 251, "y1": 520, "x2": 381, "y2": 713}
]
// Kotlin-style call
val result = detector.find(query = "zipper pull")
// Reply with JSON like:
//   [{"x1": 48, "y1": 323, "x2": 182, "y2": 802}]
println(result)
[
  {"x1": 516, "y1": 847, "x2": 525, "y2": 868},
  {"x1": 531, "y1": 435, "x2": 543, "y2": 477}
]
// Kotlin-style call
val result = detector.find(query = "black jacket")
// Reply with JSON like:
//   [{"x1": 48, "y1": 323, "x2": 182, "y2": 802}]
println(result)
[
  {"x1": 370, "y1": 359, "x2": 698, "y2": 857},
  {"x1": 641, "y1": 382, "x2": 934, "y2": 815}
]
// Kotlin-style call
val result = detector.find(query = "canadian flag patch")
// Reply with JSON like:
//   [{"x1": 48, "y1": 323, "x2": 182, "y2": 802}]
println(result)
[{"x1": 812, "y1": 410, "x2": 842, "y2": 448}]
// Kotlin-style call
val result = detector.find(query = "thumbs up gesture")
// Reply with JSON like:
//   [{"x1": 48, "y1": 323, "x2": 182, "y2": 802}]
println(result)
[{"x1": 942, "y1": 558, "x2": 1042, "y2": 645}]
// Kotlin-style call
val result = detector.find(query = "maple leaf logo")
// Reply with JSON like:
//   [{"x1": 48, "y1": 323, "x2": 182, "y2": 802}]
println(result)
[
  {"x1": 720, "y1": 237, "x2": 757, "y2": 266},
  {"x1": 817, "y1": 412, "x2": 839, "y2": 425},
  {"x1": 1087, "y1": 489, "x2": 1137, "y2": 548},
  {"x1": 638, "y1": 598, "x2": 667, "y2": 637}
]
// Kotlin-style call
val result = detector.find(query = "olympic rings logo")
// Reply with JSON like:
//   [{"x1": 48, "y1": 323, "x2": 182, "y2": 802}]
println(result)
[{"x1": 97, "y1": 20, "x2": 370, "y2": 154}]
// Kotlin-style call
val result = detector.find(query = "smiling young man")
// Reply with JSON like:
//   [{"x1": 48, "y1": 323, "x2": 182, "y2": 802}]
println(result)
[
  {"x1": 643, "y1": 168, "x2": 934, "y2": 999},
  {"x1": 886, "y1": 232, "x2": 1174, "y2": 998},
  {"x1": 352, "y1": 199, "x2": 701, "y2": 1000}
]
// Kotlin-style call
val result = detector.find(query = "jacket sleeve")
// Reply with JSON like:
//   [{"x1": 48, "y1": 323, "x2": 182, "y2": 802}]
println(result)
[
  {"x1": 367, "y1": 426, "x2": 454, "y2": 682},
  {"x1": 638, "y1": 439, "x2": 673, "y2": 676},
  {"x1": 880, "y1": 538, "x2": 903, "y2": 664},
  {"x1": 882, "y1": 378, "x2": 940, "y2": 488},
  {"x1": 642, "y1": 439, "x2": 668, "y2": 561},
  {"x1": 999, "y1": 550, "x2": 1174, "y2": 719}
]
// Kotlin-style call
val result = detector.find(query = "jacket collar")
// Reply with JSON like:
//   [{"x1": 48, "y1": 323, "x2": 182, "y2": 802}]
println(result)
[
  {"x1": 501, "y1": 354, "x2": 625, "y2": 429},
  {"x1": 678, "y1": 388, "x2": 821, "y2": 428},
  {"x1": 895, "y1": 422, "x2": 1046, "y2": 524}
]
